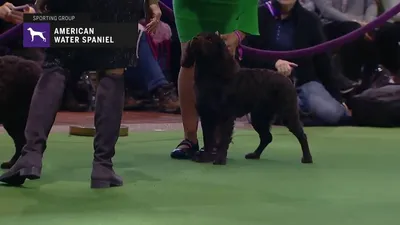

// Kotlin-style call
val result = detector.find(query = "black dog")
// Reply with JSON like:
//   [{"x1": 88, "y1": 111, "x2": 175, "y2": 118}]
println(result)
[
  {"x1": 181, "y1": 32, "x2": 313, "y2": 165},
  {"x1": 0, "y1": 55, "x2": 41, "y2": 169}
]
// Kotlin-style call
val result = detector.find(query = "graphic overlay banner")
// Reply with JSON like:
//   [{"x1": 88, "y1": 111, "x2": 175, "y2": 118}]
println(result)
[{"x1": 23, "y1": 14, "x2": 138, "y2": 48}]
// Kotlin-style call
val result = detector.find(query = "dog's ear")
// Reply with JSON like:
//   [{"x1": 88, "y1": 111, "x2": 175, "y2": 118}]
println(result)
[{"x1": 181, "y1": 40, "x2": 195, "y2": 68}]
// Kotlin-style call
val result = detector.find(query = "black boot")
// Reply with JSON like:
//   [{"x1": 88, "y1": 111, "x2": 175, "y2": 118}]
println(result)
[
  {"x1": 331, "y1": 54, "x2": 360, "y2": 94},
  {"x1": 91, "y1": 73, "x2": 124, "y2": 189},
  {"x1": 0, "y1": 67, "x2": 66, "y2": 186}
]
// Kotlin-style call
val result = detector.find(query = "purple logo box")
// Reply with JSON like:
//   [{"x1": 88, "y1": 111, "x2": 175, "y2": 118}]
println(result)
[{"x1": 23, "y1": 23, "x2": 51, "y2": 48}]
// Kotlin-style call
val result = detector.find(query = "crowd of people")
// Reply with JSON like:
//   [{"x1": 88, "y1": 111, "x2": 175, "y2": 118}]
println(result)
[
  {"x1": 2, "y1": 0, "x2": 398, "y2": 117},
  {"x1": 241, "y1": 0, "x2": 400, "y2": 125},
  {"x1": 0, "y1": 0, "x2": 399, "y2": 187}
]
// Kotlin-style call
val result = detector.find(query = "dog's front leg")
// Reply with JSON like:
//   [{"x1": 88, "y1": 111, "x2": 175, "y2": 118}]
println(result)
[
  {"x1": 213, "y1": 117, "x2": 234, "y2": 165},
  {"x1": 193, "y1": 115, "x2": 217, "y2": 163}
]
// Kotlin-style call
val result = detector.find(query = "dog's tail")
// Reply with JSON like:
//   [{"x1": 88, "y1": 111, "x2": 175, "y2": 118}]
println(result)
[{"x1": 0, "y1": 55, "x2": 41, "y2": 103}]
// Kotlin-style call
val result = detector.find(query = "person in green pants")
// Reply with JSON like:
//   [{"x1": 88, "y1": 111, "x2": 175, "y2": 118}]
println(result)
[{"x1": 170, "y1": 0, "x2": 259, "y2": 159}]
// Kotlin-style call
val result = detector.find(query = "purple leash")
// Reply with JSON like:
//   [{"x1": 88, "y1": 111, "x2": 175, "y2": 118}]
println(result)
[{"x1": 159, "y1": 1, "x2": 400, "y2": 59}]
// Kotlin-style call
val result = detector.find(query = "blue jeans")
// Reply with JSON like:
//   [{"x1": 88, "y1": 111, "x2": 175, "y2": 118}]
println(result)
[
  {"x1": 124, "y1": 34, "x2": 168, "y2": 92},
  {"x1": 297, "y1": 81, "x2": 350, "y2": 125}
]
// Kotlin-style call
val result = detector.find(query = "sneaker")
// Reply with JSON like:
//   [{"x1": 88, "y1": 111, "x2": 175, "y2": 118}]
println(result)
[
  {"x1": 171, "y1": 139, "x2": 199, "y2": 159},
  {"x1": 154, "y1": 83, "x2": 180, "y2": 113},
  {"x1": 124, "y1": 96, "x2": 143, "y2": 110}
]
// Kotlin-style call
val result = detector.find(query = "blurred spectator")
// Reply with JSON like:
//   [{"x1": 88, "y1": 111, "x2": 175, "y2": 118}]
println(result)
[
  {"x1": 314, "y1": 0, "x2": 378, "y2": 81},
  {"x1": 244, "y1": 0, "x2": 350, "y2": 125},
  {"x1": 375, "y1": 0, "x2": 400, "y2": 76},
  {"x1": 124, "y1": 22, "x2": 179, "y2": 113},
  {"x1": 382, "y1": 0, "x2": 400, "y2": 22},
  {"x1": 298, "y1": 0, "x2": 316, "y2": 12},
  {"x1": 315, "y1": 0, "x2": 400, "y2": 79},
  {"x1": 315, "y1": 0, "x2": 378, "y2": 23}
]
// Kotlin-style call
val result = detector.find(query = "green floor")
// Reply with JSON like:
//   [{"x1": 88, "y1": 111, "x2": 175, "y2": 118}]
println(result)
[{"x1": 0, "y1": 127, "x2": 399, "y2": 225}]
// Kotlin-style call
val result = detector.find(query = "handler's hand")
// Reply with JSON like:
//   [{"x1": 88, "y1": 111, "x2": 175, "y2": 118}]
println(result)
[
  {"x1": 0, "y1": 2, "x2": 13, "y2": 20},
  {"x1": 146, "y1": 3, "x2": 162, "y2": 33},
  {"x1": 220, "y1": 31, "x2": 242, "y2": 56},
  {"x1": 0, "y1": 2, "x2": 26, "y2": 24},
  {"x1": 275, "y1": 59, "x2": 297, "y2": 77}
]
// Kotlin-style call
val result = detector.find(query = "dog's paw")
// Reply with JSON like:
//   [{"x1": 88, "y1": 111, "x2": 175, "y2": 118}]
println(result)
[
  {"x1": 1, "y1": 160, "x2": 16, "y2": 170},
  {"x1": 192, "y1": 151, "x2": 214, "y2": 163},
  {"x1": 213, "y1": 157, "x2": 227, "y2": 165},
  {"x1": 301, "y1": 157, "x2": 313, "y2": 164},
  {"x1": 245, "y1": 153, "x2": 260, "y2": 160}
]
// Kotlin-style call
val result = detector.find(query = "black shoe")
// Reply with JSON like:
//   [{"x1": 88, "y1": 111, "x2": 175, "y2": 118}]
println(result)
[
  {"x1": 170, "y1": 139, "x2": 199, "y2": 159},
  {"x1": 339, "y1": 78, "x2": 361, "y2": 94}
]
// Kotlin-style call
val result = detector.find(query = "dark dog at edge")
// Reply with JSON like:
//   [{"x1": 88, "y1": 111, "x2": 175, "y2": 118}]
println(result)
[
  {"x1": 0, "y1": 55, "x2": 41, "y2": 169},
  {"x1": 181, "y1": 32, "x2": 313, "y2": 165}
]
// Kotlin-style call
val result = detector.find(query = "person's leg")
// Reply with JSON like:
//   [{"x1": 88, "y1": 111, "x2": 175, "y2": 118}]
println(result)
[
  {"x1": 297, "y1": 81, "x2": 350, "y2": 125},
  {"x1": 124, "y1": 34, "x2": 179, "y2": 113},
  {"x1": 140, "y1": 35, "x2": 169, "y2": 91},
  {"x1": 139, "y1": 34, "x2": 179, "y2": 113},
  {"x1": 324, "y1": 21, "x2": 372, "y2": 81},
  {"x1": 0, "y1": 65, "x2": 66, "y2": 186},
  {"x1": 124, "y1": 34, "x2": 165, "y2": 90},
  {"x1": 375, "y1": 23, "x2": 400, "y2": 75},
  {"x1": 170, "y1": 42, "x2": 200, "y2": 159},
  {"x1": 91, "y1": 68, "x2": 125, "y2": 189},
  {"x1": 330, "y1": 54, "x2": 361, "y2": 94}
]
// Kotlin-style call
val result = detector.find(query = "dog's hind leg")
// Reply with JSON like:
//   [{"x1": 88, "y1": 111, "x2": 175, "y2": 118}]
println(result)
[
  {"x1": 282, "y1": 110, "x2": 313, "y2": 164},
  {"x1": 213, "y1": 118, "x2": 235, "y2": 165},
  {"x1": 245, "y1": 111, "x2": 274, "y2": 160},
  {"x1": 1, "y1": 113, "x2": 27, "y2": 169},
  {"x1": 193, "y1": 114, "x2": 217, "y2": 163}
]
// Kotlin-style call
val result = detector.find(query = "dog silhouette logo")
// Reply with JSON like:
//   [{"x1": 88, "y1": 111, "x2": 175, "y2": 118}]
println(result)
[
  {"x1": 23, "y1": 23, "x2": 51, "y2": 48},
  {"x1": 26, "y1": 27, "x2": 47, "y2": 42}
]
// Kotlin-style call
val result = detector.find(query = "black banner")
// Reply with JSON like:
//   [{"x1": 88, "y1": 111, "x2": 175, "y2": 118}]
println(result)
[{"x1": 23, "y1": 14, "x2": 138, "y2": 48}]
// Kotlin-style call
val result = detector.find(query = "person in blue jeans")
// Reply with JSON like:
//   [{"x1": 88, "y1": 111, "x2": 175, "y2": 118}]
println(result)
[
  {"x1": 297, "y1": 81, "x2": 349, "y2": 124},
  {"x1": 243, "y1": 0, "x2": 350, "y2": 125},
  {"x1": 124, "y1": 32, "x2": 179, "y2": 113}
]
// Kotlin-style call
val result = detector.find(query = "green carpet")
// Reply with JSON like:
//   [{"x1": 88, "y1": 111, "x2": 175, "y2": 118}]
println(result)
[{"x1": 0, "y1": 127, "x2": 399, "y2": 225}]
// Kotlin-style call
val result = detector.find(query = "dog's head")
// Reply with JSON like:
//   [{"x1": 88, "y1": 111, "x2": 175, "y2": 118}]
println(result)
[
  {"x1": 27, "y1": 27, "x2": 33, "y2": 31},
  {"x1": 181, "y1": 32, "x2": 232, "y2": 68},
  {"x1": 182, "y1": 32, "x2": 238, "y2": 86}
]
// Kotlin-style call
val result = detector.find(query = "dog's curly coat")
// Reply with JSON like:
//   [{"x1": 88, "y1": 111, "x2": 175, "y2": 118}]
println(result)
[
  {"x1": 0, "y1": 55, "x2": 41, "y2": 169},
  {"x1": 181, "y1": 32, "x2": 313, "y2": 165}
]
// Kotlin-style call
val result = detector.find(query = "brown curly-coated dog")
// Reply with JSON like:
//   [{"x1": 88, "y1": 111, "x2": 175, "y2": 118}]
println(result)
[
  {"x1": 181, "y1": 32, "x2": 313, "y2": 165},
  {"x1": 0, "y1": 55, "x2": 41, "y2": 169}
]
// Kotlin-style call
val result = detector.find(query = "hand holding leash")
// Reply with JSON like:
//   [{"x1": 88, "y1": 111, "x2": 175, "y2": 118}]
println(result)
[
  {"x1": 146, "y1": 3, "x2": 162, "y2": 34},
  {"x1": 220, "y1": 31, "x2": 244, "y2": 56},
  {"x1": 6, "y1": 4, "x2": 28, "y2": 24},
  {"x1": 0, "y1": 2, "x2": 12, "y2": 20},
  {"x1": 0, "y1": 3, "x2": 34, "y2": 24},
  {"x1": 0, "y1": 2, "x2": 21, "y2": 23}
]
